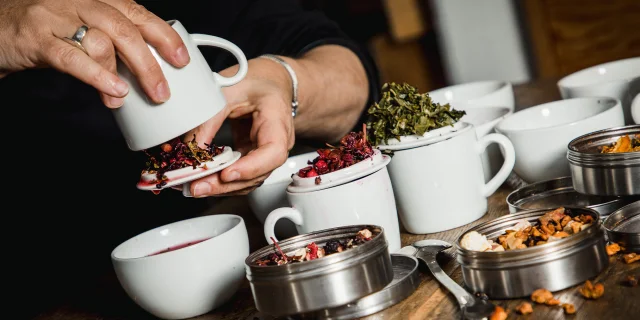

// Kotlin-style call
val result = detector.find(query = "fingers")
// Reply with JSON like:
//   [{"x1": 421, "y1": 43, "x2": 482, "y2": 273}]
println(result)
[
  {"x1": 190, "y1": 173, "x2": 270, "y2": 198},
  {"x1": 101, "y1": 0, "x2": 189, "y2": 67},
  {"x1": 81, "y1": 28, "x2": 123, "y2": 108},
  {"x1": 185, "y1": 105, "x2": 231, "y2": 148},
  {"x1": 45, "y1": 37, "x2": 129, "y2": 98},
  {"x1": 77, "y1": 1, "x2": 169, "y2": 103}
]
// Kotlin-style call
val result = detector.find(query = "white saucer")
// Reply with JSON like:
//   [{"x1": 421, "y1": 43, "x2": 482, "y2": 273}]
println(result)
[
  {"x1": 137, "y1": 146, "x2": 241, "y2": 191},
  {"x1": 376, "y1": 122, "x2": 465, "y2": 151},
  {"x1": 287, "y1": 150, "x2": 391, "y2": 193}
]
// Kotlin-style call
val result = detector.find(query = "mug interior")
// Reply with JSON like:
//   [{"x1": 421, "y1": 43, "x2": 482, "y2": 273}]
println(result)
[
  {"x1": 429, "y1": 81, "x2": 506, "y2": 102},
  {"x1": 497, "y1": 98, "x2": 617, "y2": 132},
  {"x1": 558, "y1": 58, "x2": 640, "y2": 88},
  {"x1": 112, "y1": 215, "x2": 241, "y2": 260},
  {"x1": 461, "y1": 107, "x2": 511, "y2": 127}
]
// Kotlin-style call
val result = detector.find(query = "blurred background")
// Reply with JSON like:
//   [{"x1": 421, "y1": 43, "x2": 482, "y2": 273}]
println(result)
[{"x1": 298, "y1": 0, "x2": 640, "y2": 91}]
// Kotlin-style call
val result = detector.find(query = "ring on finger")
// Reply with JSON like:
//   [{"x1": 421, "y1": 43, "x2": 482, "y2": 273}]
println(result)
[{"x1": 64, "y1": 25, "x2": 90, "y2": 54}]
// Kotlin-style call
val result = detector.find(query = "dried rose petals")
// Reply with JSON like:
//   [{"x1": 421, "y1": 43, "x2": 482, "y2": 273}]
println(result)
[
  {"x1": 298, "y1": 124, "x2": 375, "y2": 183},
  {"x1": 142, "y1": 135, "x2": 224, "y2": 188}
]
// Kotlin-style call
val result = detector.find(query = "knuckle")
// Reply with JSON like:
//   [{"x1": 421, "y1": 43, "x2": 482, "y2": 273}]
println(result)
[
  {"x1": 141, "y1": 60, "x2": 163, "y2": 80},
  {"x1": 53, "y1": 45, "x2": 81, "y2": 67},
  {"x1": 110, "y1": 18, "x2": 137, "y2": 44},
  {"x1": 90, "y1": 35, "x2": 114, "y2": 58},
  {"x1": 124, "y1": 2, "x2": 152, "y2": 21}
]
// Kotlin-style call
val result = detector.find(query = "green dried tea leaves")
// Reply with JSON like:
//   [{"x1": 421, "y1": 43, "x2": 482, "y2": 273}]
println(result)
[{"x1": 366, "y1": 82, "x2": 466, "y2": 146}]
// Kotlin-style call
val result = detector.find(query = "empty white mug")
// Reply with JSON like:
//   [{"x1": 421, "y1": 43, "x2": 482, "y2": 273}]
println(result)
[{"x1": 114, "y1": 20, "x2": 248, "y2": 151}]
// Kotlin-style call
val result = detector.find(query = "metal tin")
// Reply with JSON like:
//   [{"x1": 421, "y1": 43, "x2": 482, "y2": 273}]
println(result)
[
  {"x1": 245, "y1": 225, "x2": 394, "y2": 317},
  {"x1": 506, "y1": 176, "x2": 638, "y2": 218},
  {"x1": 567, "y1": 124, "x2": 640, "y2": 196},
  {"x1": 455, "y1": 207, "x2": 609, "y2": 299},
  {"x1": 291, "y1": 254, "x2": 420, "y2": 320},
  {"x1": 603, "y1": 200, "x2": 640, "y2": 252}
]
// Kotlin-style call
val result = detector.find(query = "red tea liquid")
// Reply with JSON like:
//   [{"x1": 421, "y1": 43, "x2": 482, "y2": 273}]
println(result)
[{"x1": 147, "y1": 237, "x2": 211, "y2": 256}]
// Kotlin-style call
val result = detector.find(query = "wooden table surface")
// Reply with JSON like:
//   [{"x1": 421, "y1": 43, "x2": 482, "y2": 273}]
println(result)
[{"x1": 34, "y1": 79, "x2": 639, "y2": 320}]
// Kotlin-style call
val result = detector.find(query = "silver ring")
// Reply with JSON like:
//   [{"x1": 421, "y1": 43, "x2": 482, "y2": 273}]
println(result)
[{"x1": 70, "y1": 25, "x2": 89, "y2": 43}]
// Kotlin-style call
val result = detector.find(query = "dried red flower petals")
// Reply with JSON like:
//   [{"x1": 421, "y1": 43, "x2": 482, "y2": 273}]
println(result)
[
  {"x1": 142, "y1": 135, "x2": 224, "y2": 188},
  {"x1": 298, "y1": 124, "x2": 375, "y2": 183}
]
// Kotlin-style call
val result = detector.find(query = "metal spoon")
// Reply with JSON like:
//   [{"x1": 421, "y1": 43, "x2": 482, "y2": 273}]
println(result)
[{"x1": 412, "y1": 239, "x2": 496, "y2": 320}]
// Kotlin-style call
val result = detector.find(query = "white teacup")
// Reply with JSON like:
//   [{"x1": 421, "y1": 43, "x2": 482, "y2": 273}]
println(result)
[
  {"x1": 114, "y1": 20, "x2": 248, "y2": 151},
  {"x1": 557, "y1": 57, "x2": 640, "y2": 125},
  {"x1": 247, "y1": 152, "x2": 317, "y2": 239},
  {"x1": 378, "y1": 122, "x2": 515, "y2": 234},
  {"x1": 263, "y1": 151, "x2": 402, "y2": 252},
  {"x1": 428, "y1": 81, "x2": 515, "y2": 112},
  {"x1": 632, "y1": 93, "x2": 640, "y2": 124},
  {"x1": 111, "y1": 214, "x2": 249, "y2": 319}
]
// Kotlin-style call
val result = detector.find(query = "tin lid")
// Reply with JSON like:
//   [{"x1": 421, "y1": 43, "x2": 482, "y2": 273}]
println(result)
[
  {"x1": 287, "y1": 149, "x2": 390, "y2": 193},
  {"x1": 567, "y1": 124, "x2": 640, "y2": 166},
  {"x1": 603, "y1": 200, "x2": 640, "y2": 251}
]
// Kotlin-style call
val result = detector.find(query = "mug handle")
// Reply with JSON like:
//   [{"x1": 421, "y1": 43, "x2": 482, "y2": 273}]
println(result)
[
  {"x1": 190, "y1": 34, "x2": 249, "y2": 87},
  {"x1": 476, "y1": 133, "x2": 516, "y2": 197},
  {"x1": 264, "y1": 207, "x2": 304, "y2": 243}
]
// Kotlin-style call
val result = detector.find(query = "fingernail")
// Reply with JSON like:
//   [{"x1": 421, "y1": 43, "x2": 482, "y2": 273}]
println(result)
[
  {"x1": 107, "y1": 96, "x2": 125, "y2": 108},
  {"x1": 193, "y1": 182, "x2": 211, "y2": 197},
  {"x1": 156, "y1": 81, "x2": 170, "y2": 102},
  {"x1": 175, "y1": 46, "x2": 190, "y2": 66},
  {"x1": 114, "y1": 80, "x2": 129, "y2": 96},
  {"x1": 226, "y1": 171, "x2": 240, "y2": 182}
]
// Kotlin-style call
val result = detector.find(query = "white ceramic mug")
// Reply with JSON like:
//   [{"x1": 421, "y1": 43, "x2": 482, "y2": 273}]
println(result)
[
  {"x1": 114, "y1": 20, "x2": 248, "y2": 151},
  {"x1": 263, "y1": 153, "x2": 402, "y2": 252},
  {"x1": 632, "y1": 93, "x2": 640, "y2": 124},
  {"x1": 381, "y1": 122, "x2": 515, "y2": 234}
]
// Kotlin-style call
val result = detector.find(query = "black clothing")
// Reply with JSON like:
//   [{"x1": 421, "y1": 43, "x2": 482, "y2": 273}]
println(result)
[{"x1": 1, "y1": 0, "x2": 379, "y2": 315}]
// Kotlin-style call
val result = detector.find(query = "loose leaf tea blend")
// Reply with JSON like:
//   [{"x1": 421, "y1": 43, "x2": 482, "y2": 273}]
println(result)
[
  {"x1": 297, "y1": 124, "x2": 375, "y2": 183},
  {"x1": 254, "y1": 228, "x2": 374, "y2": 266},
  {"x1": 143, "y1": 135, "x2": 224, "y2": 188},
  {"x1": 366, "y1": 82, "x2": 466, "y2": 146}
]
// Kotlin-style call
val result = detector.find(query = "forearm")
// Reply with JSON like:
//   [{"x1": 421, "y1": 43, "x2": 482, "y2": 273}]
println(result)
[{"x1": 284, "y1": 45, "x2": 370, "y2": 142}]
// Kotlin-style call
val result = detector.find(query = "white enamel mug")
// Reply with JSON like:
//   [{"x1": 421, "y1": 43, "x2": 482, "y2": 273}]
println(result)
[
  {"x1": 263, "y1": 153, "x2": 402, "y2": 252},
  {"x1": 381, "y1": 122, "x2": 515, "y2": 234},
  {"x1": 114, "y1": 20, "x2": 248, "y2": 151}
]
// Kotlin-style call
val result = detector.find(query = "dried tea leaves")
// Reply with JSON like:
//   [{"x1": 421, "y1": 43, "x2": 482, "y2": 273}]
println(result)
[{"x1": 366, "y1": 82, "x2": 466, "y2": 146}]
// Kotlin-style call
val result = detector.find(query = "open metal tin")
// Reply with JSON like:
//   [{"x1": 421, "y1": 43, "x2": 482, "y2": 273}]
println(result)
[{"x1": 603, "y1": 200, "x2": 640, "y2": 252}]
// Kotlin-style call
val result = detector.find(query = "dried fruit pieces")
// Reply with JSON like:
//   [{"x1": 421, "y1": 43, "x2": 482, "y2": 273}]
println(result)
[
  {"x1": 562, "y1": 303, "x2": 576, "y2": 314},
  {"x1": 531, "y1": 288, "x2": 554, "y2": 304},
  {"x1": 623, "y1": 252, "x2": 639, "y2": 264},
  {"x1": 489, "y1": 306, "x2": 508, "y2": 320},
  {"x1": 624, "y1": 275, "x2": 638, "y2": 287},
  {"x1": 579, "y1": 280, "x2": 604, "y2": 299},
  {"x1": 600, "y1": 135, "x2": 640, "y2": 153},
  {"x1": 516, "y1": 302, "x2": 533, "y2": 315},
  {"x1": 298, "y1": 124, "x2": 375, "y2": 183},
  {"x1": 606, "y1": 243, "x2": 622, "y2": 256}
]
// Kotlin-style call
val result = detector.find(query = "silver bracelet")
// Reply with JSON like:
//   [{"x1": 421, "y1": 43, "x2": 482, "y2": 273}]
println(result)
[{"x1": 259, "y1": 54, "x2": 299, "y2": 118}]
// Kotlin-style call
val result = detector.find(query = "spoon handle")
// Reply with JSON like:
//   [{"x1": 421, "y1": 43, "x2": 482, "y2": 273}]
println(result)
[{"x1": 416, "y1": 251, "x2": 475, "y2": 308}]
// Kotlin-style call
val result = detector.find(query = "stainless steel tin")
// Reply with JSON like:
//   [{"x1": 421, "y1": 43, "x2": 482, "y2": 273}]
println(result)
[
  {"x1": 506, "y1": 176, "x2": 638, "y2": 218},
  {"x1": 245, "y1": 225, "x2": 394, "y2": 317},
  {"x1": 455, "y1": 207, "x2": 609, "y2": 299},
  {"x1": 567, "y1": 124, "x2": 640, "y2": 196},
  {"x1": 603, "y1": 200, "x2": 640, "y2": 252},
  {"x1": 292, "y1": 254, "x2": 420, "y2": 320}
]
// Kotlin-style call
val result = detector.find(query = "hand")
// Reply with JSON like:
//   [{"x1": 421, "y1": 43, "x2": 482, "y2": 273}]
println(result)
[
  {"x1": 185, "y1": 58, "x2": 296, "y2": 197},
  {"x1": 0, "y1": 0, "x2": 189, "y2": 107}
]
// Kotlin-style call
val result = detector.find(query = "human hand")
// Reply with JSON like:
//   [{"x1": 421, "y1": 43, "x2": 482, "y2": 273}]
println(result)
[
  {"x1": 0, "y1": 0, "x2": 189, "y2": 107},
  {"x1": 184, "y1": 58, "x2": 296, "y2": 197}
]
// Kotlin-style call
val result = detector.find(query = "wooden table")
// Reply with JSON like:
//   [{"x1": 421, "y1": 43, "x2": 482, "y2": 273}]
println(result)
[{"x1": 34, "y1": 79, "x2": 639, "y2": 320}]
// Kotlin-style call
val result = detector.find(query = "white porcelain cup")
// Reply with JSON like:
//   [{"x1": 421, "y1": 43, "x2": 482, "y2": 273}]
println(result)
[
  {"x1": 428, "y1": 81, "x2": 515, "y2": 112},
  {"x1": 632, "y1": 93, "x2": 640, "y2": 124},
  {"x1": 263, "y1": 152, "x2": 402, "y2": 252},
  {"x1": 557, "y1": 57, "x2": 640, "y2": 125},
  {"x1": 380, "y1": 122, "x2": 515, "y2": 234},
  {"x1": 111, "y1": 214, "x2": 249, "y2": 319},
  {"x1": 114, "y1": 20, "x2": 248, "y2": 151}
]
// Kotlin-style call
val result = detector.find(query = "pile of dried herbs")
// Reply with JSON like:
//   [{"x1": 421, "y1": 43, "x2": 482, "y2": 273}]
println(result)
[
  {"x1": 366, "y1": 82, "x2": 466, "y2": 146},
  {"x1": 298, "y1": 124, "x2": 375, "y2": 184},
  {"x1": 143, "y1": 135, "x2": 224, "y2": 188}
]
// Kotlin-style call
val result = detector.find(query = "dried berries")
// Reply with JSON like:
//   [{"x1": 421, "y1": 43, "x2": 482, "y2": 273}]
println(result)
[
  {"x1": 606, "y1": 242, "x2": 622, "y2": 256},
  {"x1": 623, "y1": 252, "x2": 639, "y2": 264},
  {"x1": 297, "y1": 124, "x2": 375, "y2": 183},
  {"x1": 254, "y1": 228, "x2": 374, "y2": 266},
  {"x1": 142, "y1": 135, "x2": 224, "y2": 188},
  {"x1": 579, "y1": 280, "x2": 604, "y2": 299},
  {"x1": 600, "y1": 135, "x2": 640, "y2": 153},
  {"x1": 366, "y1": 82, "x2": 466, "y2": 146},
  {"x1": 515, "y1": 302, "x2": 533, "y2": 315},
  {"x1": 461, "y1": 207, "x2": 593, "y2": 252},
  {"x1": 489, "y1": 306, "x2": 508, "y2": 320}
]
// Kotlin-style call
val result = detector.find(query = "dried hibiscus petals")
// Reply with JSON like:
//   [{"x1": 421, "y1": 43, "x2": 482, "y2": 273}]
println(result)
[
  {"x1": 579, "y1": 280, "x2": 604, "y2": 299},
  {"x1": 489, "y1": 306, "x2": 508, "y2": 320},
  {"x1": 606, "y1": 242, "x2": 622, "y2": 256},
  {"x1": 255, "y1": 228, "x2": 374, "y2": 266},
  {"x1": 515, "y1": 302, "x2": 533, "y2": 315},
  {"x1": 142, "y1": 135, "x2": 224, "y2": 188},
  {"x1": 623, "y1": 252, "x2": 639, "y2": 264},
  {"x1": 297, "y1": 124, "x2": 375, "y2": 183}
]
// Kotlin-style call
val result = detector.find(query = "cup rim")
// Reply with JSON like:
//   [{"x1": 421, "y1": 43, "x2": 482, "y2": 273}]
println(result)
[
  {"x1": 376, "y1": 121, "x2": 471, "y2": 151},
  {"x1": 557, "y1": 57, "x2": 640, "y2": 89},
  {"x1": 260, "y1": 152, "x2": 319, "y2": 187},
  {"x1": 111, "y1": 214, "x2": 244, "y2": 262},
  {"x1": 495, "y1": 97, "x2": 621, "y2": 135},
  {"x1": 428, "y1": 80, "x2": 511, "y2": 99}
]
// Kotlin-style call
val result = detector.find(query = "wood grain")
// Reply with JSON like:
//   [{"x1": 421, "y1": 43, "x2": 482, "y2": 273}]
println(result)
[{"x1": 33, "y1": 80, "x2": 639, "y2": 320}]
